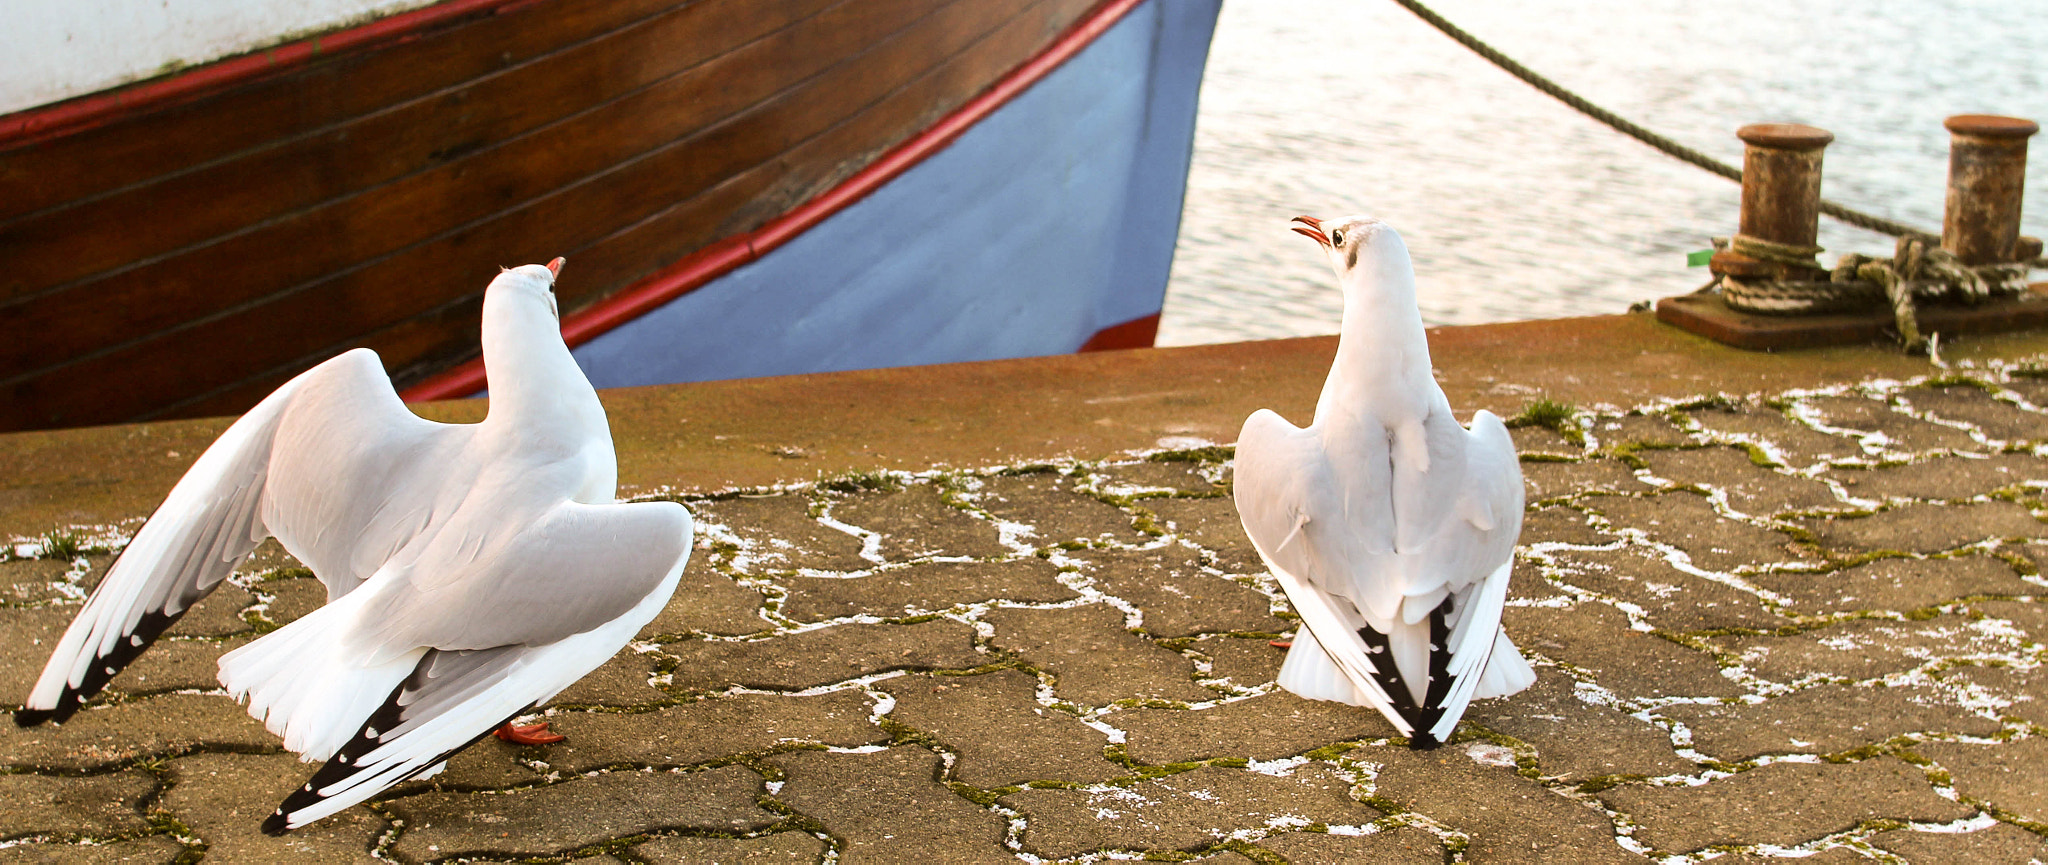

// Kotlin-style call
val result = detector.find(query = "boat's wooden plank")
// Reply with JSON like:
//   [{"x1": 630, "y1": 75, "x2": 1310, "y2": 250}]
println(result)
[
  {"x1": 0, "y1": 0, "x2": 835, "y2": 299},
  {"x1": 0, "y1": 0, "x2": 935, "y2": 378},
  {"x1": 3, "y1": 0, "x2": 1082, "y2": 429},
  {"x1": 0, "y1": 0, "x2": 678, "y2": 222}
]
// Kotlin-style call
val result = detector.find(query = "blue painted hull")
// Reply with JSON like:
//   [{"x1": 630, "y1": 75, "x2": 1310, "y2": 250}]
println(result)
[{"x1": 572, "y1": 0, "x2": 1222, "y2": 389}]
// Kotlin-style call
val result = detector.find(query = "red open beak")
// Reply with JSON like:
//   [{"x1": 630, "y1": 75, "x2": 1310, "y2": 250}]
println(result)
[
  {"x1": 1290, "y1": 215, "x2": 1330, "y2": 248},
  {"x1": 546, "y1": 257, "x2": 566, "y2": 278}
]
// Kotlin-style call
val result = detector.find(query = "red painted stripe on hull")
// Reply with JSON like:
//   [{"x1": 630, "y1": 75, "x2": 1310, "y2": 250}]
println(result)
[
  {"x1": 1078, "y1": 313, "x2": 1161, "y2": 353},
  {"x1": 400, "y1": 0, "x2": 1148, "y2": 403},
  {"x1": 0, "y1": 0, "x2": 538, "y2": 147}
]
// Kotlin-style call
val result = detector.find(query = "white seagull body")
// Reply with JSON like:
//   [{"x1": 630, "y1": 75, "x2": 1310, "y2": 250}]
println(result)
[
  {"x1": 1234, "y1": 216, "x2": 1534, "y2": 748},
  {"x1": 18, "y1": 260, "x2": 693, "y2": 832}
]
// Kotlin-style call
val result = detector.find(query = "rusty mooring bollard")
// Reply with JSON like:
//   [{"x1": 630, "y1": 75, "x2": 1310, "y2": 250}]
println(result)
[
  {"x1": 1711, "y1": 123, "x2": 1834, "y2": 281},
  {"x1": 1942, "y1": 114, "x2": 2038, "y2": 265}
]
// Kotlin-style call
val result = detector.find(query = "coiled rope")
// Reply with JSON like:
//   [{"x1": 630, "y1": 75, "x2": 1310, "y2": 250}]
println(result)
[{"x1": 1389, "y1": 0, "x2": 2040, "y2": 350}]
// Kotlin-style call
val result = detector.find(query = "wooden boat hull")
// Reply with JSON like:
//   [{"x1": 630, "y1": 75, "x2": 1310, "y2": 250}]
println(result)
[{"x1": 0, "y1": 0, "x2": 1221, "y2": 430}]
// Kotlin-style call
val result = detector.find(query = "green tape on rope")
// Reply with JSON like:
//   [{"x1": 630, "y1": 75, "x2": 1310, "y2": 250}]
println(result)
[{"x1": 1687, "y1": 249, "x2": 1714, "y2": 267}]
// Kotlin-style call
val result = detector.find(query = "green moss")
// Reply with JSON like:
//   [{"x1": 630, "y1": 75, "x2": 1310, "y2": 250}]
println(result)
[
  {"x1": 1148, "y1": 446, "x2": 1234, "y2": 464},
  {"x1": 39, "y1": 530, "x2": 85, "y2": 559},
  {"x1": 817, "y1": 469, "x2": 904, "y2": 494}
]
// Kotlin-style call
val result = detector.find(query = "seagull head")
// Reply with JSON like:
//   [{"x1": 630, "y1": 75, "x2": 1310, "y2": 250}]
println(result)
[
  {"x1": 489, "y1": 257, "x2": 566, "y2": 321},
  {"x1": 1290, "y1": 215, "x2": 1413, "y2": 298}
]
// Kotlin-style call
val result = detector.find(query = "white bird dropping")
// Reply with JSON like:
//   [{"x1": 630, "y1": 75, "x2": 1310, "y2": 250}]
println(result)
[
  {"x1": 1234, "y1": 216, "x2": 1534, "y2": 749},
  {"x1": 19, "y1": 259, "x2": 694, "y2": 831}
]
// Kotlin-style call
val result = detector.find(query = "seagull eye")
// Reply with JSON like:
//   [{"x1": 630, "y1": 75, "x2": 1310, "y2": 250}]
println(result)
[{"x1": 1330, "y1": 229, "x2": 1345, "y2": 246}]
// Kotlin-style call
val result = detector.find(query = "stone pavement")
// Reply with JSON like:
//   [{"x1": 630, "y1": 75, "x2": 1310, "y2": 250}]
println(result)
[{"x1": 2, "y1": 319, "x2": 2047, "y2": 863}]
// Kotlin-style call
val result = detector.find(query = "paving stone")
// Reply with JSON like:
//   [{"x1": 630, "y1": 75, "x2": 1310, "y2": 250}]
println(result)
[
  {"x1": 541, "y1": 690, "x2": 884, "y2": 773},
  {"x1": 1091, "y1": 460, "x2": 1223, "y2": 495},
  {"x1": 548, "y1": 647, "x2": 668, "y2": 706},
  {"x1": 1937, "y1": 662, "x2": 2048, "y2": 726},
  {"x1": 0, "y1": 694, "x2": 275, "y2": 771},
  {"x1": 163, "y1": 584, "x2": 255, "y2": 638},
  {"x1": 770, "y1": 747, "x2": 1012, "y2": 864},
  {"x1": 1192, "y1": 635, "x2": 1284, "y2": 689},
  {"x1": 1798, "y1": 501, "x2": 2048, "y2": 554},
  {"x1": 661, "y1": 619, "x2": 985, "y2": 693},
  {"x1": 1806, "y1": 395, "x2": 1984, "y2": 453},
  {"x1": 0, "y1": 606, "x2": 93, "y2": 703},
  {"x1": 972, "y1": 470, "x2": 1146, "y2": 547},
  {"x1": 1696, "y1": 848, "x2": 1866, "y2": 864},
  {"x1": 0, "y1": 771, "x2": 153, "y2": 838},
  {"x1": 1599, "y1": 757, "x2": 1969, "y2": 855},
  {"x1": 1870, "y1": 820, "x2": 2048, "y2": 862},
  {"x1": 163, "y1": 751, "x2": 385, "y2": 863},
  {"x1": 1461, "y1": 672, "x2": 1694, "y2": 783},
  {"x1": 387, "y1": 765, "x2": 776, "y2": 861},
  {"x1": 1521, "y1": 458, "x2": 1644, "y2": 500},
  {"x1": 1967, "y1": 598, "x2": 2048, "y2": 637},
  {"x1": 255, "y1": 575, "x2": 329, "y2": 627},
  {"x1": 1505, "y1": 603, "x2": 1742, "y2": 700},
  {"x1": 1066, "y1": 545, "x2": 1287, "y2": 638},
  {"x1": 983, "y1": 605, "x2": 1212, "y2": 706},
  {"x1": 1710, "y1": 614, "x2": 2018, "y2": 684},
  {"x1": 1594, "y1": 413, "x2": 1693, "y2": 450},
  {"x1": 1143, "y1": 496, "x2": 1265, "y2": 574},
  {"x1": 393, "y1": 740, "x2": 543, "y2": 791},
  {"x1": 1581, "y1": 492, "x2": 1815, "y2": 573},
  {"x1": 1999, "y1": 373, "x2": 2048, "y2": 409},
  {"x1": 1637, "y1": 447, "x2": 1843, "y2": 515},
  {"x1": 1114, "y1": 691, "x2": 1379, "y2": 764},
  {"x1": 109, "y1": 636, "x2": 248, "y2": 697},
  {"x1": 0, "y1": 557, "x2": 89, "y2": 605},
  {"x1": 1538, "y1": 547, "x2": 1787, "y2": 632},
  {"x1": 1510, "y1": 425, "x2": 1581, "y2": 459},
  {"x1": 828, "y1": 483, "x2": 1008, "y2": 560},
  {"x1": 634, "y1": 832, "x2": 830, "y2": 864},
  {"x1": 1367, "y1": 741, "x2": 1644, "y2": 863},
  {"x1": 695, "y1": 495, "x2": 868, "y2": 573},
  {"x1": 1004, "y1": 763, "x2": 1381, "y2": 859},
  {"x1": 1899, "y1": 383, "x2": 2048, "y2": 442},
  {"x1": 1826, "y1": 452, "x2": 2048, "y2": 501},
  {"x1": 1521, "y1": 504, "x2": 1616, "y2": 547},
  {"x1": 1750, "y1": 555, "x2": 2037, "y2": 615},
  {"x1": 1251, "y1": 826, "x2": 1445, "y2": 863},
  {"x1": 880, "y1": 669, "x2": 1119, "y2": 787},
  {"x1": 1657, "y1": 683, "x2": 2002, "y2": 762},
  {"x1": 640, "y1": 555, "x2": 770, "y2": 638},
  {"x1": 1507, "y1": 559, "x2": 1575, "y2": 604},
  {"x1": 1917, "y1": 738, "x2": 2048, "y2": 824},
  {"x1": 0, "y1": 836, "x2": 189, "y2": 863},
  {"x1": 777, "y1": 558, "x2": 1076, "y2": 622},
  {"x1": 1685, "y1": 405, "x2": 1860, "y2": 468}
]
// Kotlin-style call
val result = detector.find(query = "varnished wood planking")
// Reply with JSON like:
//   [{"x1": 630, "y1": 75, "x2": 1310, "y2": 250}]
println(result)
[
  {"x1": 0, "y1": 0, "x2": 849, "y2": 373},
  {"x1": 0, "y1": 0, "x2": 679, "y2": 224},
  {"x1": 0, "y1": 0, "x2": 835, "y2": 297},
  {"x1": 178, "y1": 0, "x2": 1094, "y2": 421},
  {"x1": 3, "y1": 0, "x2": 1098, "y2": 429}
]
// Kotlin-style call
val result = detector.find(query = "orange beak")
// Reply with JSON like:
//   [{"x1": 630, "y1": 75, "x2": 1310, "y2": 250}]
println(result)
[
  {"x1": 1290, "y1": 215, "x2": 1330, "y2": 248},
  {"x1": 546, "y1": 257, "x2": 566, "y2": 278}
]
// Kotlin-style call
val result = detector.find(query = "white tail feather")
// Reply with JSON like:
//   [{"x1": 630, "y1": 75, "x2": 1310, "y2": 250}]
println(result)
[
  {"x1": 217, "y1": 590, "x2": 419, "y2": 761},
  {"x1": 1473, "y1": 630, "x2": 1535, "y2": 700}
]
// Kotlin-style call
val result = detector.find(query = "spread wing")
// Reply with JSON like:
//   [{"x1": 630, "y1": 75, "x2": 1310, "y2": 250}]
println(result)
[
  {"x1": 261, "y1": 348, "x2": 472, "y2": 599},
  {"x1": 16, "y1": 349, "x2": 453, "y2": 725},
  {"x1": 262, "y1": 500, "x2": 693, "y2": 833}
]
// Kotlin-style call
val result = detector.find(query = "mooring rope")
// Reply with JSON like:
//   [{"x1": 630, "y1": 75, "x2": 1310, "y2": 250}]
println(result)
[
  {"x1": 1386, "y1": 0, "x2": 1938, "y2": 241},
  {"x1": 1390, "y1": 0, "x2": 2043, "y2": 350}
]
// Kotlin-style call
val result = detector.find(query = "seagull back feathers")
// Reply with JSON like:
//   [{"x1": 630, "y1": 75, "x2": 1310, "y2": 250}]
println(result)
[{"x1": 1236, "y1": 217, "x2": 1531, "y2": 747}]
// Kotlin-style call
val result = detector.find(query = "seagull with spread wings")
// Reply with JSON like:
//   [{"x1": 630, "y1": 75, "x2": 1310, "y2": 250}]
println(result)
[
  {"x1": 1235, "y1": 216, "x2": 1535, "y2": 749},
  {"x1": 17, "y1": 259, "x2": 694, "y2": 831}
]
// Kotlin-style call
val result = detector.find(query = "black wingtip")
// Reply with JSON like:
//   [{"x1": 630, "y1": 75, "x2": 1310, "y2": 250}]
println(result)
[
  {"x1": 1407, "y1": 731, "x2": 1442, "y2": 751},
  {"x1": 13, "y1": 707, "x2": 53, "y2": 728},
  {"x1": 260, "y1": 811, "x2": 293, "y2": 836}
]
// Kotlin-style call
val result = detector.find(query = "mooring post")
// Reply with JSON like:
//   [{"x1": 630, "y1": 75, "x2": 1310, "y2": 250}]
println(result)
[
  {"x1": 1711, "y1": 123, "x2": 1834, "y2": 282},
  {"x1": 1942, "y1": 114, "x2": 2038, "y2": 265}
]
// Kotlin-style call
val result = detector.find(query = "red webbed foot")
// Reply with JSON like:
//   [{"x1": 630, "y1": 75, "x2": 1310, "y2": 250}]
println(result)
[{"x1": 493, "y1": 721, "x2": 566, "y2": 745}]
